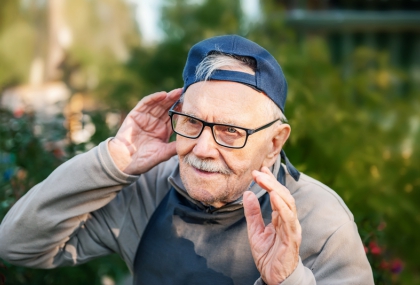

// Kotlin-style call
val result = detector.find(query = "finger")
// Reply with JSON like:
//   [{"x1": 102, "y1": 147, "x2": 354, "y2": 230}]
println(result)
[
  {"x1": 243, "y1": 191, "x2": 265, "y2": 237},
  {"x1": 260, "y1": 166, "x2": 297, "y2": 213},
  {"x1": 135, "y1": 89, "x2": 181, "y2": 116},
  {"x1": 252, "y1": 167, "x2": 278, "y2": 192},
  {"x1": 167, "y1": 87, "x2": 183, "y2": 100},
  {"x1": 149, "y1": 88, "x2": 182, "y2": 108},
  {"x1": 252, "y1": 169, "x2": 295, "y2": 212},
  {"x1": 138, "y1": 91, "x2": 168, "y2": 107},
  {"x1": 269, "y1": 191, "x2": 299, "y2": 235},
  {"x1": 165, "y1": 115, "x2": 174, "y2": 138},
  {"x1": 156, "y1": 89, "x2": 182, "y2": 132},
  {"x1": 271, "y1": 210, "x2": 281, "y2": 230},
  {"x1": 160, "y1": 88, "x2": 182, "y2": 111},
  {"x1": 161, "y1": 88, "x2": 183, "y2": 114},
  {"x1": 156, "y1": 141, "x2": 177, "y2": 162}
]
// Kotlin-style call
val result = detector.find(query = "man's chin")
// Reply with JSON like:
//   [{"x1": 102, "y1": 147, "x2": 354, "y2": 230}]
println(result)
[
  {"x1": 185, "y1": 187, "x2": 225, "y2": 208},
  {"x1": 180, "y1": 165, "x2": 230, "y2": 207}
]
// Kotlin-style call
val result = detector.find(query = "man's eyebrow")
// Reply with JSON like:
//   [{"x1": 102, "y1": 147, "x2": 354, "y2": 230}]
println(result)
[
  {"x1": 182, "y1": 110, "x2": 244, "y2": 127},
  {"x1": 182, "y1": 111, "x2": 200, "y2": 118},
  {"x1": 215, "y1": 118, "x2": 243, "y2": 126}
]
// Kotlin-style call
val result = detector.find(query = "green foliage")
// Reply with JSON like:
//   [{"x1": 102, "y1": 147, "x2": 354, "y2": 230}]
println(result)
[
  {"x1": 0, "y1": 109, "x2": 129, "y2": 284},
  {"x1": 0, "y1": 21, "x2": 36, "y2": 89},
  {"x1": 283, "y1": 41, "x2": 420, "y2": 282},
  {"x1": 160, "y1": 0, "x2": 243, "y2": 41},
  {"x1": 243, "y1": 1, "x2": 420, "y2": 284},
  {"x1": 0, "y1": 109, "x2": 63, "y2": 212},
  {"x1": 99, "y1": 0, "x2": 245, "y2": 111},
  {"x1": 0, "y1": 0, "x2": 20, "y2": 33},
  {"x1": 247, "y1": 1, "x2": 420, "y2": 282},
  {"x1": 1, "y1": 254, "x2": 127, "y2": 285}
]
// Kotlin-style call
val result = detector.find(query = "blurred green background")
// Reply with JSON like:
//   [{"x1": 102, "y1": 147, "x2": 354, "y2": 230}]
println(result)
[{"x1": 0, "y1": 0, "x2": 419, "y2": 284}]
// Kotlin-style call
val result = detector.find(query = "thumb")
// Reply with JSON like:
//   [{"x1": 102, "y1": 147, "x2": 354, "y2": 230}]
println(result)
[
  {"x1": 156, "y1": 141, "x2": 177, "y2": 162},
  {"x1": 243, "y1": 191, "x2": 265, "y2": 237}
]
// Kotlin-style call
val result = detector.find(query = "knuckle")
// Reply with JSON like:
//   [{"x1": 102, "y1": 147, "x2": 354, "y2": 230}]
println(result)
[
  {"x1": 288, "y1": 211, "x2": 298, "y2": 223},
  {"x1": 288, "y1": 197, "x2": 296, "y2": 207}
]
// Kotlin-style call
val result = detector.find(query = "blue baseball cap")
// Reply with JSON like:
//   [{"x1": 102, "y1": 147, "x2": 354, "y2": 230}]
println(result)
[
  {"x1": 181, "y1": 35, "x2": 300, "y2": 182},
  {"x1": 182, "y1": 34, "x2": 288, "y2": 113}
]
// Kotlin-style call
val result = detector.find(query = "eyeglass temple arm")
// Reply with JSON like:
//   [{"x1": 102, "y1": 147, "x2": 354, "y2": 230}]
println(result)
[{"x1": 247, "y1": 119, "x2": 281, "y2": 135}]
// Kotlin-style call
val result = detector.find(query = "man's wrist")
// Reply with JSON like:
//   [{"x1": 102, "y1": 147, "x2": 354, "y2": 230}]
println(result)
[{"x1": 108, "y1": 138, "x2": 132, "y2": 173}]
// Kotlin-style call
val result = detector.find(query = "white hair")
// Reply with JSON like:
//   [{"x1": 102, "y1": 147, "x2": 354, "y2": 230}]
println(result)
[
  {"x1": 183, "y1": 52, "x2": 287, "y2": 122},
  {"x1": 195, "y1": 53, "x2": 256, "y2": 81},
  {"x1": 184, "y1": 153, "x2": 232, "y2": 175}
]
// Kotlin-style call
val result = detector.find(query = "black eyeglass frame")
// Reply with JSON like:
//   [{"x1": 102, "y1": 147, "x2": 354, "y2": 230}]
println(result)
[{"x1": 168, "y1": 101, "x2": 282, "y2": 149}]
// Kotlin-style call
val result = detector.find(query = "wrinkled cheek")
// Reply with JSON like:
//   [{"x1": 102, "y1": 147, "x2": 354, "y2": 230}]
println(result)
[
  {"x1": 225, "y1": 168, "x2": 254, "y2": 192},
  {"x1": 179, "y1": 165, "x2": 203, "y2": 191},
  {"x1": 176, "y1": 136, "x2": 194, "y2": 157}
]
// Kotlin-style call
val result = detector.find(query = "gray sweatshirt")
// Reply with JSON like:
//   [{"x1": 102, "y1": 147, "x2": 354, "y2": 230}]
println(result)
[{"x1": 0, "y1": 140, "x2": 374, "y2": 284}]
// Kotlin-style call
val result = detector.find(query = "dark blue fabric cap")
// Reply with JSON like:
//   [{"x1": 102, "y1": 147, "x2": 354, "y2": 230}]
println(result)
[{"x1": 182, "y1": 35, "x2": 288, "y2": 113}]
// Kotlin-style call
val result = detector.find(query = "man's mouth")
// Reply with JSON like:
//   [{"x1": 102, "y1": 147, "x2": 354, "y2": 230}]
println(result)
[
  {"x1": 193, "y1": 166, "x2": 219, "y2": 175},
  {"x1": 183, "y1": 154, "x2": 232, "y2": 175}
]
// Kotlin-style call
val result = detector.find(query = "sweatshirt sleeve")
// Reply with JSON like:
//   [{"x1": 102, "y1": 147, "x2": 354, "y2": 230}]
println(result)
[
  {"x1": 253, "y1": 257, "x2": 315, "y2": 285},
  {"x1": 0, "y1": 139, "x2": 143, "y2": 269},
  {"x1": 307, "y1": 220, "x2": 374, "y2": 284},
  {"x1": 254, "y1": 220, "x2": 373, "y2": 285}
]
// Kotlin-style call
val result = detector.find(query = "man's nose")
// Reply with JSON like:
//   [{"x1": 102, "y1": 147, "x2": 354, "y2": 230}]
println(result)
[{"x1": 192, "y1": 126, "x2": 219, "y2": 158}]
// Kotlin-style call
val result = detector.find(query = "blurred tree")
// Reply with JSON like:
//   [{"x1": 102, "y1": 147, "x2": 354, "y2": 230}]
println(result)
[
  {"x1": 100, "y1": 0, "x2": 245, "y2": 112},
  {"x1": 63, "y1": 0, "x2": 141, "y2": 84},
  {"x1": 0, "y1": 0, "x2": 20, "y2": 33},
  {"x1": 0, "y1": 0, "x2": 141, "y2": 284},
  {"x1": 0, "y1": 1, "x2": 37, "y2": 89}
]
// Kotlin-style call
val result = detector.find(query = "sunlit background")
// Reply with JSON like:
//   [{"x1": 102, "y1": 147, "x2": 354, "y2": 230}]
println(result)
[{"x1": 0, "y1": 0, "x2": 419, "y2": 284}]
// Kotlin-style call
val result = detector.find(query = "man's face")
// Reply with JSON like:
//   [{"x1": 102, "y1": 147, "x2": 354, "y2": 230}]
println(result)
[{"x1": 176, "y1": 80, "x2": 279, "y2": 208}]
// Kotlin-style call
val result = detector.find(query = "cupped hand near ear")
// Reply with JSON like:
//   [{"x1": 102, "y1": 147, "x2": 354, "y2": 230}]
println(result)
[{"x1": 109, "y1": 88, "x2": 182, "y2": 175}]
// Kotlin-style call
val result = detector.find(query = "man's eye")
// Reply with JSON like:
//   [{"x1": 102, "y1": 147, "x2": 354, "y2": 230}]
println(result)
[
  {"x1": 226, "y1": 127, "x2": 238, "y2": 133},
  {"x1": 187, "y1": 118, "x2": 199, "y2": 124}
]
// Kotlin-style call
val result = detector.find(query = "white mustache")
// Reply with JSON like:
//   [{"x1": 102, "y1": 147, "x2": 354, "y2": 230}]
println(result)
[{"x1": 183, "y1": 154, "x2": 232, "y2": 175}]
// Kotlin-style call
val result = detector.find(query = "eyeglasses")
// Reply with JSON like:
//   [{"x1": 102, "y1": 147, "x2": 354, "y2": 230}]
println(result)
[{"x1": 168, "y1": 101, "x2": 282, "y2": 149}]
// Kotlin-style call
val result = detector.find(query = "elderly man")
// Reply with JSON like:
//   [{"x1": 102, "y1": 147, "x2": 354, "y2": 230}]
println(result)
[{"x1": 0, "y1": 35, "x2": 373, "y2": 284}]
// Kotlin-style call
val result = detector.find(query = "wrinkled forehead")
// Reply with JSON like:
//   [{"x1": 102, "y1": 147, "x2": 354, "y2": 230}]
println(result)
[{"x1": 179, "y1": 80, "x2": 272, "y2": 126}]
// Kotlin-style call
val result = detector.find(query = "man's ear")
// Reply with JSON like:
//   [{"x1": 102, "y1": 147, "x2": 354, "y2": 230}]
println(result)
[{"x1": 263, "y1": 123, "x2": 291, "y2": 167}]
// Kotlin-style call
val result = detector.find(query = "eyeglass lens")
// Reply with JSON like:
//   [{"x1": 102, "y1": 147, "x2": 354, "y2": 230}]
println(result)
[{"x1": 171, "y1": 113, "x2": 247, "y2": 148}]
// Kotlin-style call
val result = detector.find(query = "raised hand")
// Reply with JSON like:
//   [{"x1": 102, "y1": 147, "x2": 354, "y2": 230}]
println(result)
[
  {"x1": 243, "y1": 166, "x2": 302, "y2": 285},
  {"x1": 108, "y1": 88, "x2": 182, "y2": 175}
]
